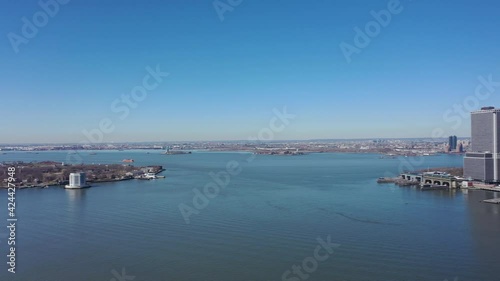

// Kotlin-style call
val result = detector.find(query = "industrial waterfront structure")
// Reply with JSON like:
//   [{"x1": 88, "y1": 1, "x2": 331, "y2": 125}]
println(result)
[
  {"x1": 65, "y1": 172, "x2": 90, "y2": 189},
  {"x1": 464, "y1": 107, "x2": 500, "y2": 183},
  {"x1": 400, "y1": 172, "x2": 463, "y2": 189}
]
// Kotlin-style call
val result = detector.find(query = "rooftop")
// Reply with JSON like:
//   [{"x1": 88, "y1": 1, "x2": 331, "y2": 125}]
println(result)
[{"x1": 472, "y1": 107, "x2": 500, "y2": 114}]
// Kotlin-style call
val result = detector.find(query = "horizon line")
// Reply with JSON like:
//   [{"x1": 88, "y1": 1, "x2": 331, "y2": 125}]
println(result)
[{"x1": 0, "y1": 136, "x2": 472, "y2": 146}]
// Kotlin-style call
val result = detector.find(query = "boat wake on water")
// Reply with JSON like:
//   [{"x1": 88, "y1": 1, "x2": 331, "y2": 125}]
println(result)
[
  {"x1": 317, "y1": 208, "x2": 401, "y2": 226},
  {"x1": 334, "y1": 212, "x2": 401, "y2": 226}
]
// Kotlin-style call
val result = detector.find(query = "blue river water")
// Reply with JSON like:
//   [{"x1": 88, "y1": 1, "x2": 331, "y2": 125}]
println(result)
[{"x1": 0, "y1": 151, "x2": 499, "y2": 281}]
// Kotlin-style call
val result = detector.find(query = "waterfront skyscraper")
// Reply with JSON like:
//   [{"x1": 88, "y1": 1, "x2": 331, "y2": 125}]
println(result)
[
  {"x1": 464, "y1": 107, "x2": 500, "y2": 182},
  {"x1": 448, "y1": 135, "x2": 458, "y2": 151}
]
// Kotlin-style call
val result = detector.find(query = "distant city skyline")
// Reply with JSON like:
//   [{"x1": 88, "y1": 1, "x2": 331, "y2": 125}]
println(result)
[
  {"x1": 0, "y1": 136, "x2": 471, "y2": 146},
  {"x1": 2, "y1": 0, "x2": 500, "y2": 143}
]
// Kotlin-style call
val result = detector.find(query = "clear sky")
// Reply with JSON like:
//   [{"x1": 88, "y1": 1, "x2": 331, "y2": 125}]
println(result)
[{"x1": 2, "y1": 0, "x2": 500, "y2": 143}]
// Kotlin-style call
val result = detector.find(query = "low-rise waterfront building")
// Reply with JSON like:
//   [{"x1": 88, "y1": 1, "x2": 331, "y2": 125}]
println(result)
[
  {"x1": 65, "y1": 172, "x2": 90, "y2": 189},
  {"x1": 400, "y1": 171, "x2": 463, "y2": 189}
]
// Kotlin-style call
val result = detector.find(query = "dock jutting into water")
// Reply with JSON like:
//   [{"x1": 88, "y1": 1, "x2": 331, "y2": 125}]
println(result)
[{"x1": 483, "y1": 198, "x2": 500, "y2": 204}]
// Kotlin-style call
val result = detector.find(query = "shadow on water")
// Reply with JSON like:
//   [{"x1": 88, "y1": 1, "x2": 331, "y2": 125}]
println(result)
[
  {"x1": 65, "y1": 188, "x2": 89, "y2": 216},
  {"x1": 465, "y1": 190, "x2": 500, "y2": 279},
  {"x1": 65, "y1": 188, "x2": 88, "y2": 204}
]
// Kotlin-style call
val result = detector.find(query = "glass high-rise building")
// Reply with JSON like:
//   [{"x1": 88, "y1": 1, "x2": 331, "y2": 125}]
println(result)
[
  {"x1": 464, "y1": 107, "x2": 500, "y2": 182},
  {"x1": 448, "y1": 135, "x2": 458, "y2": 150}
]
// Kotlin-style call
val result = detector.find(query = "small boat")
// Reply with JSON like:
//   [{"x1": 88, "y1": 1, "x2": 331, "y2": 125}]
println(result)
[
  {"x1": 89, "y1": 152, "x2": 97, "y2": 155},
  {"x1": 122, "y1": 159, "x2": 134, "y2": 163}
]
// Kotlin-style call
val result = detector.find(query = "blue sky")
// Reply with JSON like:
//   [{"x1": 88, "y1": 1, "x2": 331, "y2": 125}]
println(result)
[{"x1": 2, "y1": 0, "x2": 500, "y2": 143}]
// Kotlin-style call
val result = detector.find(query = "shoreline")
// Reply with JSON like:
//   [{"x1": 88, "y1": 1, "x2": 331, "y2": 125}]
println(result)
[
  {"x1": 0, "y1": 148, "x2": 467, "y2": 157},
  {"x1": 2, "y1": 170, "x2": 167, "y2": 189},
  {"x1": 1, "y1": 161, "x2": 164, "y2": 189},
  {"x1": 376, "y1": 167, "x2": 500, "y2": 193},
  {"x1": 3, "y1": 176, "x2": 157, "y2": 190}
]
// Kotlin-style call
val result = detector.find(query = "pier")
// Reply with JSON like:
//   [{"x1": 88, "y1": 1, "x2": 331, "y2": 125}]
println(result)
[
  {"x1": 483, "y1": 198, "x2": 500, "y2": 204},
  {"x1": 420, "y1": 172, "x2": 461, "y2": 188},
  {"x1": 400, "y1": 171, "x2": 463, "y2": 189},
  {"x1": 379, "y1": 170, "x2": 465, "y2": 190}
]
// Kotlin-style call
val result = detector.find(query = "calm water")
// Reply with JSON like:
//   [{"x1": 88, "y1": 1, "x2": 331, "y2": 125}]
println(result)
[{"x1": 1, "y1": 151, "x2": 499, "y2": 281}]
